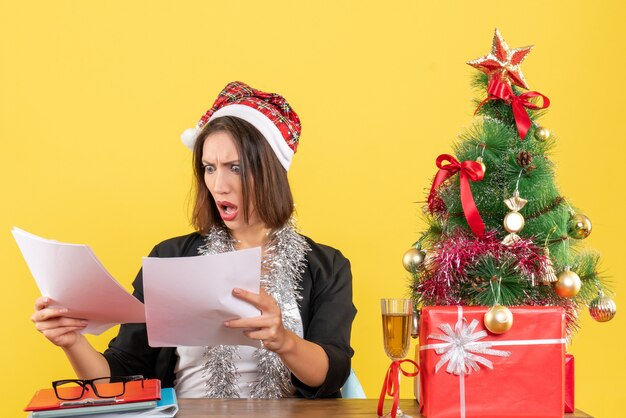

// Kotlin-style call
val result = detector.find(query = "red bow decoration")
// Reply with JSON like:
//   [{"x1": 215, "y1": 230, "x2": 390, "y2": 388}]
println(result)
[
  {"x1": 427, "y1": 154, "x2": 485, "y2": 238},
  {"x1": 477, "y1": 77, "x2": 550, "y2": 140},
  {"x1": 377, "y1": 359, "x2": 419, "y2": 418}
]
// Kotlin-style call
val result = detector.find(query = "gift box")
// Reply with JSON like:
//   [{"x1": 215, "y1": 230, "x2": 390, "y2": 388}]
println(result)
[
  {"x1": 564, "y1": 353, "x2": 575, "y2": 413},
  {"x1": 418, "y1": 306, "x2": 565, "y2": 418}
]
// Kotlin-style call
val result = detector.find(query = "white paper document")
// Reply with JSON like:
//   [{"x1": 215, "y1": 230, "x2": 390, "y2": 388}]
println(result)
[
  {"x1": 142, "y1": 247, "x2": 262, "y2": 348},
  {"x1": 12, "y1": 227, "x2": 146, "y2": 335}
]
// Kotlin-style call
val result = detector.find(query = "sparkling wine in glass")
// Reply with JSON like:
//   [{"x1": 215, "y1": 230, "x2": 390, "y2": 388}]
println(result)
[{"x1": 381, "y1": 298, "x2": 413, "y2": 418}]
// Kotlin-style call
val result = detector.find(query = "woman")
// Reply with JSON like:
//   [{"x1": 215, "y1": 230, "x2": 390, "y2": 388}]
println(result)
[{"x1": 31, "y1": 81, "x2": 356, "y2": 398}]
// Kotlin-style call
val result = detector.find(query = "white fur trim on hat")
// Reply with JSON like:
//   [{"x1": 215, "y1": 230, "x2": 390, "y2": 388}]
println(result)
[{"x1": 210, "y1": 105, "x2": 294, "y2": 171}]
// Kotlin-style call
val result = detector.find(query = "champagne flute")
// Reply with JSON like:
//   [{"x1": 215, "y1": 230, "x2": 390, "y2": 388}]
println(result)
[{"x1": 381, "y1": 298, "x2": 412, "y2": 418}]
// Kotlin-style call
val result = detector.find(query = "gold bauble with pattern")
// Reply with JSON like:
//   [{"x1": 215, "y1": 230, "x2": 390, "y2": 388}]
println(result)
[
  {"x1": 484, "y1": 305, "x2": 514, "y2": 334},
  {"x1": 589, "y1": 292, "x2": 617, "y2": 322}
]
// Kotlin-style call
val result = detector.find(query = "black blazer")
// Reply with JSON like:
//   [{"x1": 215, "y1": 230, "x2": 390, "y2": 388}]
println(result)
[{"x1": 103, "y1": 232, "x2": 356, "y2": 398}]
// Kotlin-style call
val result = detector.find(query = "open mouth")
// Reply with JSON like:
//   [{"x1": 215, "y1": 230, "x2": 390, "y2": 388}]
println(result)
[{"x1": 216, "y1": 200, "x2": 238, "y2": 222}]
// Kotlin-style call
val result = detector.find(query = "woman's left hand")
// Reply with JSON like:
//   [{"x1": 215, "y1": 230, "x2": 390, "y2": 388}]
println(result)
[{"x1": 224, "y1": 288, "x2": 293, "y2": 354}]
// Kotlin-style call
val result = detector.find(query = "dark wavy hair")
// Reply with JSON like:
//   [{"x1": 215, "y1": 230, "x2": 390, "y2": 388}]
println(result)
[{"x1": 191, "y1": 116, "x2": 294, "y2": 234}]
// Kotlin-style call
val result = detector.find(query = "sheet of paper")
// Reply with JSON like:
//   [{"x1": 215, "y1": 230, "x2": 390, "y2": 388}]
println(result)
[
  {"x1": 142, "y1": 247, "x2": 262, "y2": 348},
  {"x1": 12, "y1": 227, "x2": 146, "y2": 335}
]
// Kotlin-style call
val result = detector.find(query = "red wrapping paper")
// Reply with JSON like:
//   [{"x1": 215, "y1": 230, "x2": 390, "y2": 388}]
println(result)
[
  {"x1": 564, "y1": 353, "x2": 575, "y2": 413},
  {"x1": 418, "y1": 306, "x2": 565, "y2": 418}
]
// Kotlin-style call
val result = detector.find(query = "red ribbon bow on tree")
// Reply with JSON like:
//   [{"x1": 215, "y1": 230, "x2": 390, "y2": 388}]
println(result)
[
  {"x1": 377, "y1": 359, "x2": 419, "y2": 418},
  {"x1": 477, "y1": 77, "x2": 550, "y2": 140},
  {"x1": 427, "y1": 154, "x2": 485, "y2": 238}
]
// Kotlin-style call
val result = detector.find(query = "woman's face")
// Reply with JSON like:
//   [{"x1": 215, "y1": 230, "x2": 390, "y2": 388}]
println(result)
[{"x1": 202, "y1": 131, "x2": 261, "y2": 233}]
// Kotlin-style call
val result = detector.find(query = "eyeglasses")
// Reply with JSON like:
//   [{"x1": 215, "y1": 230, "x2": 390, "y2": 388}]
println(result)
[{"x1": 52, "y1": 375, "x2": 144, "y2": 400}]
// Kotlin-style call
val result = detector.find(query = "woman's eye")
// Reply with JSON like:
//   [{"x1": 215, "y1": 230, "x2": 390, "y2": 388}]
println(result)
[
  {"x1": 231, "y1": 164, "x2": 241, "y2": 174},
  {"x1": 204, "y1": 165, "x2": 215, "y2": 174}
]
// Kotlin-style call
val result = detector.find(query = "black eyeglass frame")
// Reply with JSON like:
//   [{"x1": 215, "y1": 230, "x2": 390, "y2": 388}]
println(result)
[{"x1": 51, "y1": 375, "x2": 145, "y2": 400}]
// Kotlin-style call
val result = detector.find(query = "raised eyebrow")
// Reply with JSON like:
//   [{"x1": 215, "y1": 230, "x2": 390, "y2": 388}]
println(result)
[{"x1": 201, "y1": 160, "x2": 240, "y2": 166}]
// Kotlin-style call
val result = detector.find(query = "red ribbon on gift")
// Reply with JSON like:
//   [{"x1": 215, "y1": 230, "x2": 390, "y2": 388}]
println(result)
[
  {"x1": 476, "y1": 77, "x2": 550, "y2": 140},
  {"x1": 427, "y1": 154, "x2": 485, "y2": 237},
  {"x1": 377, "y1": 359, "x2": 419, "y2": 418}
]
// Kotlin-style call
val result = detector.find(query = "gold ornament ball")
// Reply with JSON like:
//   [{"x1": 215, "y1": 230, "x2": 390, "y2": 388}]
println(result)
[
  {"x1": 534, "y1": 126, "x2": 551, "y2": 141},
  {"x1": 589, "y1": 294, "x2": 617, "y2": 322},
  {"x1": 503, "y1": 211, "x2": 525, "y2": 233},
  {"x1": 568, "y1": 213, "x2": 592, "y2": 239},
  {"x1": 554, "y1": 269, "x2": 582, "y2": 298},
  {"x1": 403, "y1": 247, "x2": 426, "y2": 272},
  {"x1": 476, "y1": 157, "x2": 486, "y2": 175},
  {"x1": 484, "y1": 305, "x2": 514, "y2": 334}
]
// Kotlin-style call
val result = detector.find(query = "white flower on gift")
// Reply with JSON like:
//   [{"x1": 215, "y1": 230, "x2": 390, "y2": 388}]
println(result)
[{"x1": 427, "y1": 318, "x2": 511, "y2": 376}]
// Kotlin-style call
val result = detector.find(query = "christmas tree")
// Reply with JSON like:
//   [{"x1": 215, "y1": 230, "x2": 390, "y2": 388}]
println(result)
[{"x1": 405, "y1": 29, "x2": 616, "y2": 336}]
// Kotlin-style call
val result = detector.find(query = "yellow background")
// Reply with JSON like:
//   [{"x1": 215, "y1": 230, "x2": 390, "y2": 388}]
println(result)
[{"x1": 2, "y1": 1, "x2": 624, "y2": 416}]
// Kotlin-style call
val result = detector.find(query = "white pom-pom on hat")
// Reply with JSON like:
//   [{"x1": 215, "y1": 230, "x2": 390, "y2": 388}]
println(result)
[{"x1": 181, "y1": 125, "x2": 200, "y2": 150}]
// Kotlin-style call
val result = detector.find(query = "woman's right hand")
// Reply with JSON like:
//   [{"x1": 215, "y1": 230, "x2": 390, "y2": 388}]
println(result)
[{"x1": 31, "y1": 297, "x2": 88, "y2": 349}]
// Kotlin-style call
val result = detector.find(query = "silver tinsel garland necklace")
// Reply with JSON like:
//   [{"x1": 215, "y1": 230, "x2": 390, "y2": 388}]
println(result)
[{"x1": 197, "y1": 223, "x2": 310, "y2": 398}]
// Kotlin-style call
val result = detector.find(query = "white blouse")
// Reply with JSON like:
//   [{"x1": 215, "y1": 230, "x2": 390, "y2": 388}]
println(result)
[
  {"x1": 174, "y1": 300, "x2": 303, "y2": 398},
  {"x1": 174, "y1": 345, "x2": 259, "y2": 398}
]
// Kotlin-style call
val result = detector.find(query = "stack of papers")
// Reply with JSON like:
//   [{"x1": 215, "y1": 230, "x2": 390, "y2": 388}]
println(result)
[
  {"x1": 74, "y1": 388, "x2": 179, "y2": 418},
  {"x1": 12, "y1": 227, "x2": 146, "y2": 335},
  {"x1": 13, "y1": 227, "x2": 262, "y2": 348}
]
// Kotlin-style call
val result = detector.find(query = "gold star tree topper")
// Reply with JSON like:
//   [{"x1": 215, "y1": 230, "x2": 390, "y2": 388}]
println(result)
[{"x1": 467, "y1": 29, "x2": 534, "y2": 89}]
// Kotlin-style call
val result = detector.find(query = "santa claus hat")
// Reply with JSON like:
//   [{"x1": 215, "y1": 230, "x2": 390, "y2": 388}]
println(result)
[{"x1": 181, "y1": 81, "x2": 301, "y2": 171}]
